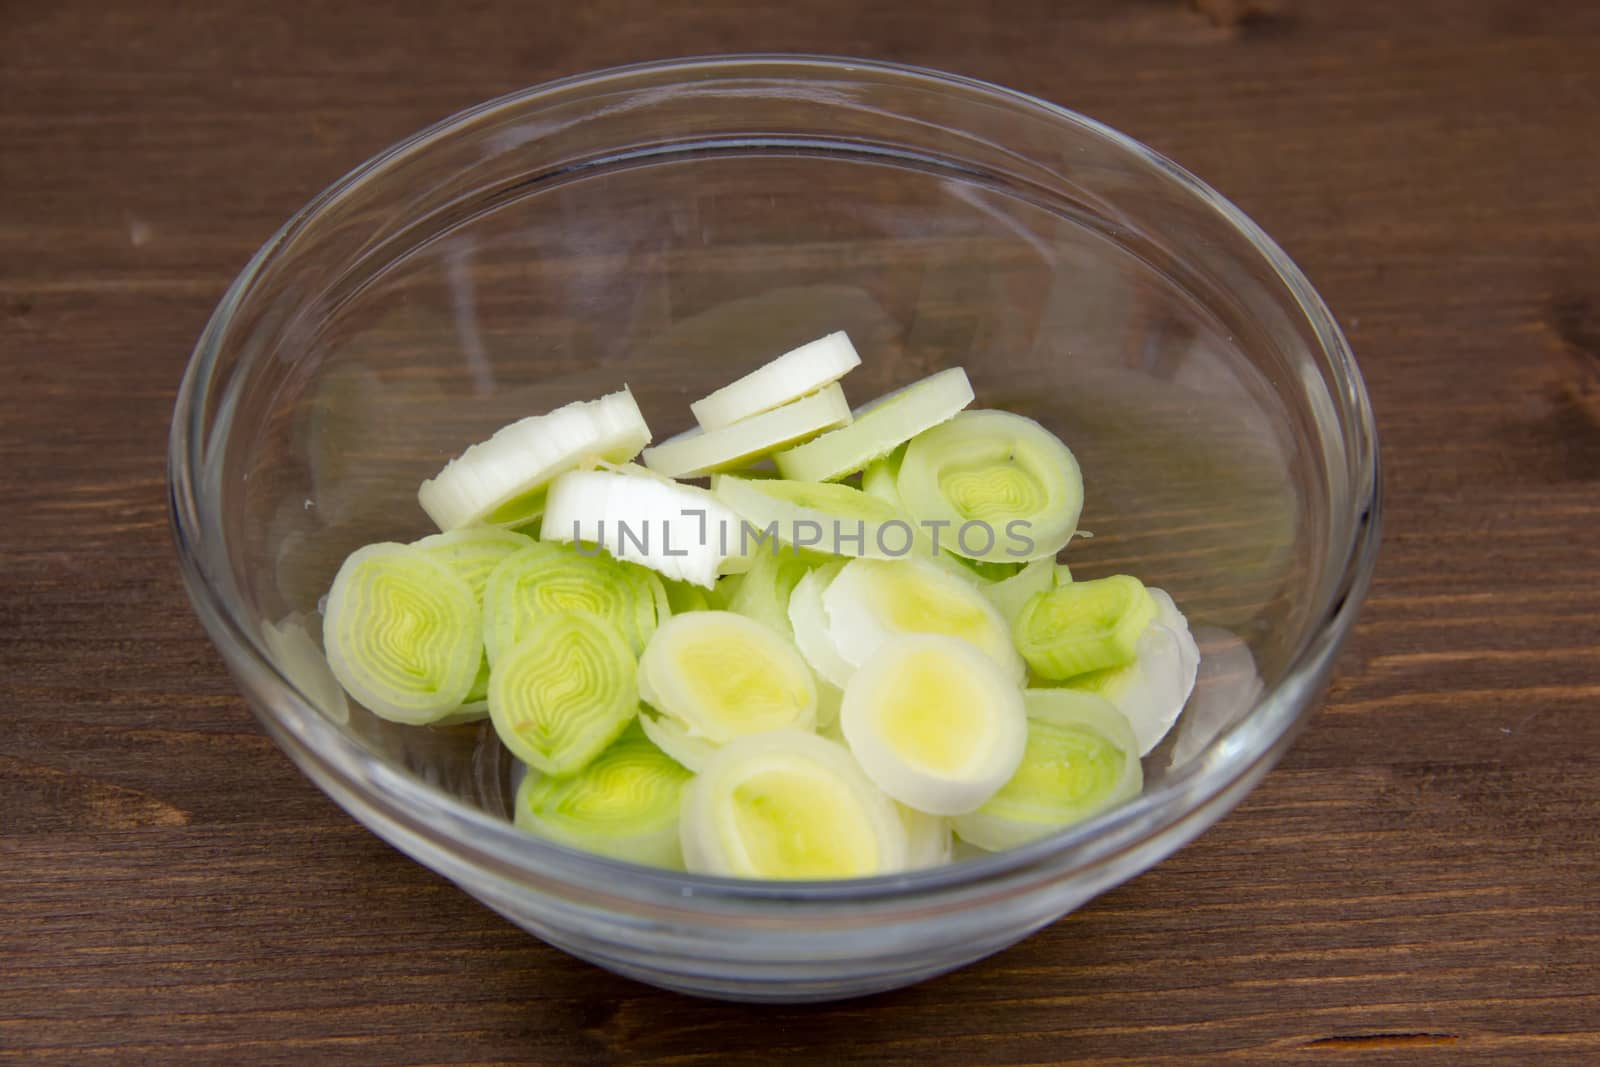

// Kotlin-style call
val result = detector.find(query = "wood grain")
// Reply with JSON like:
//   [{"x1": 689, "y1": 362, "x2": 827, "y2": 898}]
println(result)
[{"x1": 4, "y1": 0, "x2": 1599, "y2": 1063}]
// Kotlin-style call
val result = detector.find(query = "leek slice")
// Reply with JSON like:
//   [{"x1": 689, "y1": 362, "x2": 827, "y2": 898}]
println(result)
[
  {"x1": 1013, "y1": 574, "x2": 1156, "y2": 680},
  {"x1": 482, "y1": 542, "x2": 665, "y2": 664},
  {"x1": 840, "y1": 634, "x2": 1027, "y2": 816},
  {"x1": 322, "y1": 543, "x2": 483, "y2": 725},
  {"x1": 417, "y1": 388, "x2": 651, "y2": 530},
  {"x1": 712, "y1": 475, "x2": 924, "y2": 561},
  {"x1": 980, "y1": 558, "x2": 1057, "y2": 625},
  {"x1": 637, "y1": 611, "x2": 817, "y2": 748},
  {"x1": 680, "y1": 729, "x2": 908, "y2": 879},
  {"x1": 413, "y1": 526, "x2": 534, "y2": 600},
  {"x1": 488, "y1": 611, "x2": 638, "y2": 776},
  {"x1": 725, "y1": 550, "x2": 816, "y2": 640},
  {"x1": 662, "y1": 579, "x2": 711, "y2": 615},
  {"x1": 786, "y1": 561, "x2": 855, "y2": 688},
  {"x1": 1065, "y1": 588, "x2": 1200, "y2": 755},
  {"x1": 260, "y1": 612, "x2": 349, "y2": 725},
  {"x1": 773, "y1": 367, "x2": 974, "y2": 482},
  {"x1": 895, "y1": 409, "x2": 1083, "y2": 562},
  {"x1": 540, "y1": 467, "x2": 739, "y2": 588},
  {"x1": 691, "y1": 331, "x2": 862, "y2": 430},
  {"x1": 641, "y1": 383, "x2": 851, "y2": 478},
  {"x1": 860, "y1": 443, "x2": 907, "y2": 506},
  {"x1": 514, "y1": 724, "x2": 692, "y2": 869},
  {"x1": 952, "y1": 689, "x2": 1141, "y2": 851},
  {"x1": 898, "y1": 803, "x2": 954, "y2": 870},
  {"x1": 822, "y1": 557, "x2": 1026, "y2": 683}
]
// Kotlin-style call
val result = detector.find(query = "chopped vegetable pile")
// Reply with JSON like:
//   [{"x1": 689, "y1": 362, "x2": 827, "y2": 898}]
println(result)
[{"x1": 315, "y1": 330, "x2": 1201, "y2": 879}]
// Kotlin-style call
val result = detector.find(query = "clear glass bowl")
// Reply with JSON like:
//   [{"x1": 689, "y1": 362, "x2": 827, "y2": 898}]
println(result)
[{"x1": 169, "y1": 56, "x2": 1380, "y2": 1002}]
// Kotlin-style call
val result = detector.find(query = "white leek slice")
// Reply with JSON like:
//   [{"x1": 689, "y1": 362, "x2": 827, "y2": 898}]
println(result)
[
  {"x1": 979, "y1": 557, "x2": 1056, "y2": 625},
  {"x1": 712, "y1": 475, "x2": 924, "y2": 560},
  {"x1": 787, "y1": 561, "x2": 855, "y2": 688},
  {"x1": 541, "y1": 467, "x2": 738, "y2": 588},
  {"x1": 1063, "y1": 599, "x2": 1199, "y2": 757},
  {"x1": 637, "y1": 611, "x2": 817, "y2": 748},
  {"x1": 488, "y1": 611, "x2": 638, "y2": 776},
  {"x1": 641, "y1": 383, "x2": 851, "y2": 478},
  {"x1": 1013, "y1": 574, "x2": 1157, "y2": 680},
  {"x1": 773, "y1": 367, "x2": 974, "y2": 482},
  {"x1": 482, "y1": 542, "x2": 665, "y2": 664},
  {"x1": 680, "y1": 729, "x2": 908, "y2": 879},
  {"x1": 952, "y1": 689, "x2": 1142, "y2": 852},
  {"x1": 691, "y1": 331, "x2": 862, "y2": 430},
  {"x1": 1149, "y1": 587, "x2": 1201, "y2": 694},
  {"x1": 260, "y1": 612, "x2": 349, "y2": 725},
  {"x1": 898, "y1": 803, "x2": 954, "y2": 870},
  {"x1": 895, "y1": 409, "x2": 1082, "y2": 562},
  {"x1": 823, "y1": 557, "x2": 1026, "y2": 683},
  {"x1": 840, "y1": 634, "x2": 1027, "y2": 816},
  {"x1": 322, "y1": 543, "x2": 482, "y2": 725},
  {"x1": 417, "y1": 388, "x2": 651, "y2": 530},
  {"x1": 514, "y1": 724, "x2": 692, "y2": 869}
]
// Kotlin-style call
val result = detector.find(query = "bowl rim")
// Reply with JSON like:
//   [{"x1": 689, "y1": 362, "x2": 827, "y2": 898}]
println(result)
[{"x1": 169, "y1": 53, "x2": 1381, "y2": 912}]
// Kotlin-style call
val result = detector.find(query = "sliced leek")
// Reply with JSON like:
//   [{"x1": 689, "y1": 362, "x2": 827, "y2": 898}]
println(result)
[
  {"x1": 260, "y1": 612, "x2": 349, "y2": 725},
  {"x1": 514, "y1": 724, "x2": 692, "y2": 869},
  {"x1": 541, "y1": 467, "x2": 738, "y2": 587},
  {"x1": 417, "y1": 388, "x2": 651, "y2": 530},
  {"x1": 980, "y1": 557, "x2": 1057, "y2": 625},
  {"x1": 691, "y1": 331, "x2": 861, "y2": 430},
  {"x1": 952, "y1": 689, "x2": 1142, "y2": 851},
  {"x1": 488, "y1": 611, "x2": 638, "y2": 776},
  {"x1": 641, "y1": 383, "x2": 851, "y2": 478},
  {"x1": 1013, "y1": 574, "x2": 1156, "y2": 680},
  {"x1": 413, "y1": 527, "x2": 535, "y2": 601},
  {"x1": 680, "y1": 729, "x2": 908, "y2": 879},
  {"x1": 822, "y1": 557, "x2": 1026, "y2": 683},
  {"x1": 895, "y1": 409, "x2": 1082, "y2": 562},
  {"x1": 482, "y1": 542, "x2": 665, "y2": 664},
  {"x1": 663, "y1": 579, "x2": 711, "y2": 615},
  {"x1": 787, "y1": 561, "x2": 855, "y2": 688},
  {"x1": 840, "y1": 634, "x2": 1027, "y2": 816},
  {"x1": 774, "y1": 367, "x2": 974, "y2": 482},
  {"x1": 859, "y1": 444, "x2": 906, "y2": 506},
  {"x1": 725, "y1": 550, "x2": 815, "y2": 640},
  {"x1": 898, "y1": 803, "x2": 954, "y2": 870},
  {"x1": 713, "y1": 475, "x2": 923, "y2": 560},
  {"x1": 637, "y1": 611, "x2": 817, "y2": 748},
  {"x1": 323, "y1": 543, "x2": 483, "y2": 724},
  {"x1": 1063, "y1": 614, "x2": 1198, "y2": 757}
]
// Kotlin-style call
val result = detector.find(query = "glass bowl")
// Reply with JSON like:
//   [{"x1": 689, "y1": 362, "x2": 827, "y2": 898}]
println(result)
[{"x1": 169, "y1": 55, "x2": 1379, "y2": 1002}]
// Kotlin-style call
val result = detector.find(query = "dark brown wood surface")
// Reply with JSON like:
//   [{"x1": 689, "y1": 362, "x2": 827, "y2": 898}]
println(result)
[{"x1": 5, "y1": 1, "x2": 1599, "y2": 1063}]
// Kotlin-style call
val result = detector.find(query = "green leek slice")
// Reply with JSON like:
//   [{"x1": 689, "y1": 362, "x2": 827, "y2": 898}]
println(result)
[
  {"x1": 839, "y1": 633, "x2": 1027, "y2": 816},
  {"x1": 487, "y1": 611, "x2": 638, "y2": 776},
  {"x1": 895, "y1": 409, "x2": 1083, "y2": 562},
  {"x1": 860, "y1": 443, "x2": 907, "y2": 506},
  {"x1": 952, "y1": 689, "x2": 1141, "y2": 851},
  {"x1": 482, "y1": 542, "x2": 666, "y2": 664},
  {"x1": 712, "y1": 475, "x2": 924, "y2": 560},
  {"x1": 322, "y1": 543, "x2": 482, "y2": 725},
  {"x1": 514, "y1": 724, "x2": 692, "y2": 869},
  {"x1": 773, "y1": 367, "x2": 974, "y2": 482},
  {"x1": 822, "y1": 557, "x2": 1026, "y2": 683},
  {"x1": 637, "y1": 611, "x2": 817, "y2": 748},
  {"x1": 1064, "y1": 587, "x2": 1199, "y2": 755},
  {"x1": 662, "y1": 579, "x2": 711, "y2": 615},
  {"x1": 1013, "y1": 574, "x2": 1157, "y2": 680},
  {"x1": 680, "y1": 729, "x2": 909, "y2": 879}
]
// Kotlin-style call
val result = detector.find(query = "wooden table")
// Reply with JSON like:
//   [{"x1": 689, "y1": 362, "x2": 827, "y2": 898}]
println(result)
[{"x1": 5, "y1": 2, "x2": 1598, "y2": 1062}]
